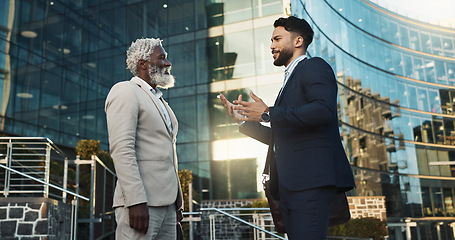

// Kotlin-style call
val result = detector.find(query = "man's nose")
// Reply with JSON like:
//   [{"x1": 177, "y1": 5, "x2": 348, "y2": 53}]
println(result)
[{"x1": 164, "y1": 59, "x2": 171, "y2": 67}]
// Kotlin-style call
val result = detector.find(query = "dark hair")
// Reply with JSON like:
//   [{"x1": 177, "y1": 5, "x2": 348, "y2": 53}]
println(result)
[{"x1": 274, "y1": 16, "x2": 314, "y2": 50}]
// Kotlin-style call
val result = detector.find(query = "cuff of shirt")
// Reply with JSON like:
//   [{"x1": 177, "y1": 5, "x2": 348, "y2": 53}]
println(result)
[{"x1": 238, "y1": 121, "x2": 246, "y2": 127}]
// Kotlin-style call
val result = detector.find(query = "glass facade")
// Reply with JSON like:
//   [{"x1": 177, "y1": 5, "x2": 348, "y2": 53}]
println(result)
[
  {"x1": 3, "y1": 0, "x2": 455, "y2": 238},
  {"x1": 292, "y1": 0, "x2": 455, "y2": 238},
  {"x1": 0, "y1": 0, "x2": 129, "y2": 149},
  {"x1": 0, "y1": 0, "x2": 288, "y2": 201}
]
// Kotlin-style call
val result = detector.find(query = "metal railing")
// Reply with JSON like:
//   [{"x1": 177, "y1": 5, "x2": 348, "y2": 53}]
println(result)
[
  {"x1": 0, "y1": 137, "x2": 116, "y2": 240},
  {"x1": 0, "y1": 137, "x2": 68, "y2": 198},
  {"x1": 203, "y1": 207, "x2": 286, "y2": 240},
  {"x1": 0, "y1": 137, "x2": 376, "y2": 240},
  {"x1": 183, "y1": 207, "x2": 286, "y2": 240},
  {"x1": 66, "y1": 154, "x2": 117, "y2": 240},
  {"x1": 0, "y1": 163, "x2": 88, "y2": 201},
  {"x1": 183, "y1": 207, "x2": 376, "y2": 240}
]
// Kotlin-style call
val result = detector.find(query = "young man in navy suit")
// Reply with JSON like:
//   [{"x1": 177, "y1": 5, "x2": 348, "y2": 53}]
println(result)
[{"x1": 220, "y1": 16, "x2": 355, "y2": 239}]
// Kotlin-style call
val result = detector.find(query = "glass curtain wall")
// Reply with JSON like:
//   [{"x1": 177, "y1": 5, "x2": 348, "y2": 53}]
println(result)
[
  {"x1": 291, "y1": 0, "x2": 455, "y2": 238},
  {"x1": 0, "y1": 0, "x2": 288, "y2": 201},
  {"x1": 0, "y1": 0, "x2": 131, "y2": 149}
]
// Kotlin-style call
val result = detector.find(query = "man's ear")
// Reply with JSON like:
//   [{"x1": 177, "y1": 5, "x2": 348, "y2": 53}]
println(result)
[
  {"x1": 138, "y1": 60, "x2": 147, "y2": 70},
  {"x1": 294, "y1": 36, "x2": 304, "y2": 48}
]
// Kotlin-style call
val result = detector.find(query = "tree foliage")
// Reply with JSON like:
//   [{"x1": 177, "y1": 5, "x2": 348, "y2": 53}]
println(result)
[
  {"x1": 76, "y1": 139, "x2": 114, "y2": 172},
  {"x1": 75, "y1": 139, "x2": 101, "y2": 159},
  {"x1": 178, "y1": 169, "x2": 193, "y2": 211},
  {"x1": 328, "y1": 217, "x2": 388, "y2": 240}
]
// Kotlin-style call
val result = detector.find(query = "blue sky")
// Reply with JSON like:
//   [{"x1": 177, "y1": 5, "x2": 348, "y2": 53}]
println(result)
[{"x1": 374, "y1": 0, "x2": 455, "y2": 26}]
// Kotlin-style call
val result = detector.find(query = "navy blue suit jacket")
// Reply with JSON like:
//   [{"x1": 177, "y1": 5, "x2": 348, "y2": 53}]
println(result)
[{"x1": 240, "y1": 57, "x2": 355, "y2": 198}]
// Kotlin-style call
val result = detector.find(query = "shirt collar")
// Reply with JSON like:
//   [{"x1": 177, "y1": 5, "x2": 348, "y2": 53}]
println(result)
[
  {"x1": 137, "y1": 77, "x2": 163, "y2": 99},
  {"x1": 285, "y1": 55, "x2": 307, "y2": 74}
]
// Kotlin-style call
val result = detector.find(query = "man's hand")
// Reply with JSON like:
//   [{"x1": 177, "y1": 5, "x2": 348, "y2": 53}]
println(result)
[
  {"x1": 219, "y1": 93, "x2": 245, "y2": 123},
  {"x1": 233, "y1": 91, "x2": 269, "y2": 122},
  {"x1": 128, "y1": 203, "x2": 149, "y2": 234}
]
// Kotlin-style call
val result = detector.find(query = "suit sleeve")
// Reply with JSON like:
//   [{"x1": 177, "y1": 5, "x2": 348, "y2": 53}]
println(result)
[
  {"x1": 105, "y1": 83, "x2": 147, "y2": 207},
  {"x1": 269, "y1": 58, "x2": 338, "y2": 128},
  {"x1": 239, "y1": 121, "x2": 273, "y2": 145}
]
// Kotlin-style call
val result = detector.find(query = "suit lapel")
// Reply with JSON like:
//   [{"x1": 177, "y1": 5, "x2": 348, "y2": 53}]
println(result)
[
  {"x1": 161, "y1": 98, "x2": 178, "y2": 137},
  {"x1": 130, "y1": 77, "x2": 174, "y2": 137},
  {"x1": 274, "y1": 58, "x2": 308, "y2": 106}
]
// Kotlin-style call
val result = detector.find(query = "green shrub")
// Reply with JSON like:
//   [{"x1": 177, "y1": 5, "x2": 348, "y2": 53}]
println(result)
[
  {"x1": 97, "y1": 150, "x2": 115, "y2": 172},
  {"x1": 241, "y1": 199, "x2": 269, "y2": 214},
  {"x1": 328, "y1": 217, "x2": 388, "y2": 240},
  {"x1": 252, "y1": 199, "x2": 269, "y2": 208}
]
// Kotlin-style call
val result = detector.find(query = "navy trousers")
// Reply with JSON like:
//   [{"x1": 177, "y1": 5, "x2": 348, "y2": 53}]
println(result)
[{"x1": 279, "y1": 184, "x2": 336, "y2": 240}]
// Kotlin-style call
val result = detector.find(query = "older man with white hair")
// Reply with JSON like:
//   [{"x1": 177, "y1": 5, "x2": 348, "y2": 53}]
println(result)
[{"x1": 105, "y1": 38, "x2": 183, "y2": 240}]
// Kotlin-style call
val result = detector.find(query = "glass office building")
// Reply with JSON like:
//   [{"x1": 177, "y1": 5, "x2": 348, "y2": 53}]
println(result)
[
  {"x1": 4, "y1": 0, "x2": 455, "y2": 237},
  {"x1": 291, "y1": 0, "x2": 455, "y2": 238},
  {"x1": 0, "y1": 0, "x2": 288, "y2": 201}
]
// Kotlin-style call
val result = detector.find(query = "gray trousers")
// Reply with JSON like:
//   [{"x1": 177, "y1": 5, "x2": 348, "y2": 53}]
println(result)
[{"x1": 115, "y1": 204, "x2": 176, "y2": 240}]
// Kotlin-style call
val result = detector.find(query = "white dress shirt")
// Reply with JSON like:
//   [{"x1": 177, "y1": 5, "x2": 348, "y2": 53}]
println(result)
[
  {"x1": 279, "y1": 54, "x2": 307, "y2": 97},
  {"x1": 138, "y1": 77, "x2": 173, "y2": 132}
]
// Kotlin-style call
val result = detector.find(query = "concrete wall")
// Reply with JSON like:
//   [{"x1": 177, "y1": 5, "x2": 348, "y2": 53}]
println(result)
[
  {"x1": 200, "y1": 199, "x2": 256, "y2": 240},
  {"x1": 0, "y1": 197, "x2": 72, "y2": 240}
]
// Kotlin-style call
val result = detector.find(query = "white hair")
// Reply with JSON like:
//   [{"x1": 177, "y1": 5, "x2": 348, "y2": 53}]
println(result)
[{"x1": 126, "y1": 38, "x2": 162, "y2": 76}]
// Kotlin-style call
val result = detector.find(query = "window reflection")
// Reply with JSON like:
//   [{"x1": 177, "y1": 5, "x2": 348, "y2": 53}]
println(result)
[
  {"x1": 432, "y1": 35, "x2": 443, "y2": 56},
  {"x1": 409, "y1": 30, "x2": 421, "y2": 51},
  {"x1": 211, "y1": 90, "x2": 249, "y2": 141},
  {"x1": 298, "y1": 0, "x2": 455, "y2": 221},
  {"x1": 305, "y1": 0, "x2": 455, "y2": 86},
  {"x1": 170, "y1": 96, "x2": 197, "y2": 143},
  {"x1": 400, "y1": 26, "x2": 410, "y2": 49},
  {"x1": 168, "y1": 42, "x2": 196, "y2": 87},
  {"x1": 211, "y1": 158, "x2": 259, "y2": 199}
]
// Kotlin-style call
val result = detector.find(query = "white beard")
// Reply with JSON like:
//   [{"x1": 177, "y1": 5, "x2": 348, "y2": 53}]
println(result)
[{"x1": 148, "y1": 65, "x2": 175, "y2": 89}]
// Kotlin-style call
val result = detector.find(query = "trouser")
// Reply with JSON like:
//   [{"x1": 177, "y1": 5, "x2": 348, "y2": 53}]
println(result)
[
  {"x1": 279, "y1": 184, "x2": 336, "y2": 240},
  {"x1": 115, "y1": 204, "x2": 176, "y2": 240}
]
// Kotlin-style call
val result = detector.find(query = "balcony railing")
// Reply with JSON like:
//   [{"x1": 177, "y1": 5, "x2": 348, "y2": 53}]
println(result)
[{"x1": 0, "y1": 137, "x2": 116, "y2": 240}]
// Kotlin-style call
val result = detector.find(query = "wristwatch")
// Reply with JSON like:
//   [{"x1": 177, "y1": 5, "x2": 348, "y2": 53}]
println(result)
[{"x1": 261, "y1": 111, "x2": 270, "y2": 122}]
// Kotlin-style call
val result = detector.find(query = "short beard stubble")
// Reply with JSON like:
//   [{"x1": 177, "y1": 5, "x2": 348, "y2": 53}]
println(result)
[{"x1": 273, "y1": 47, "x2": 294, "y2": 67}]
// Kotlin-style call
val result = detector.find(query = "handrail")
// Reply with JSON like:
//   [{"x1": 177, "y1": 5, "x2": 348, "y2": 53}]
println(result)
[
  {"x1": 93, "y1": 155, "x2": 116, "y2": 176},
  {"x1": 0, "y1": 137, "x2": 116, "y2": 240},
  {"x1": 179, "y1": 208, "x2": 378, "y2": 240},
  {"x1": 0, "y1": 137, "x2": 68, "y2": 159},
  {"x1": 202, "y1": 207, "x2": 286, "y2": 240},
  {"x1": 0, "y1": 163, "x2": 89, "y2": 201}
]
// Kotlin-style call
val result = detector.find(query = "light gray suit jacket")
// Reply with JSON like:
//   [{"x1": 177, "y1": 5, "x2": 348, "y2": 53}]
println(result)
[{"x1": 105, "y1": 76, "x2": 183, "y2": 210}]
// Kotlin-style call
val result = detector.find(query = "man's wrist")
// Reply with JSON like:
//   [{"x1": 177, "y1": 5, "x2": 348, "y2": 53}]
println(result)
[{"x1": 261, "y1": 111, "x2": 270, "y2": 122}]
